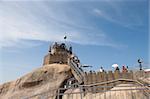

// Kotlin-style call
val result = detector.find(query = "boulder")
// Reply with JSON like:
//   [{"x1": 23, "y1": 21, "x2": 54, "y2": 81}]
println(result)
[{"x1": 0, "y1": 64, "x2": 72, "y2": 99}]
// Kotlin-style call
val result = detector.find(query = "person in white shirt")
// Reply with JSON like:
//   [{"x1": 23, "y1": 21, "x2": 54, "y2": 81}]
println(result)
[{"x1": 99, "y1": 66, "x2": 104, "y2": 72}]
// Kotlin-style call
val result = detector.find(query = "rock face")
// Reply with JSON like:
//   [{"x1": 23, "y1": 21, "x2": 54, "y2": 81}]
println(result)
[{"x1": 0, "y1": 64, "x2": 72, "y2": 99}]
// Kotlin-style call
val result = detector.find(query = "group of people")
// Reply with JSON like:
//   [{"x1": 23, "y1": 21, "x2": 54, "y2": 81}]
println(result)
[
  {"x1": 99, "y1": 66, "x2": 105, "y2": 72},
  {"x1": 99, "y1": 65, "x2": 129, "y2": 73},
  {"x1": 70, "y1": 54, "x2": 130, "y2": 74},
  {"x1": 70, "y1": 54, "x2": 81, "y2": 68},
  {"x1": 115, "y1": 65, "x2": 128, "y2": 73}
]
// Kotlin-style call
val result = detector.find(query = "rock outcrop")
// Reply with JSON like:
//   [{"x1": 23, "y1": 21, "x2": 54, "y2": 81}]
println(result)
[{"x1": 0, "y1": 64, "x2": 72, "y2": 99}]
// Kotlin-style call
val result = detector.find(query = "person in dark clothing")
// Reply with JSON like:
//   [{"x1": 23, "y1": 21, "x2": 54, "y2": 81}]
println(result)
[
  {"x1": 122, "y1": 65, "x2": 127, "y2": 73},
  {"x1": 69, "y1": 46, "x2": 72, "y2": 54},
  {"x1": 115, "y1": 67, "x2": 120, "y2": 71}
]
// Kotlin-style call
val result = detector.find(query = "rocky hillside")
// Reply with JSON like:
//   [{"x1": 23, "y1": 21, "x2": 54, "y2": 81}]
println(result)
[
  {"x1": 0, "y1": 64, "x2": 72, "y2": 99},
  {"x1": 0, "y1": 64, "x2": 149, "y2": 99}
]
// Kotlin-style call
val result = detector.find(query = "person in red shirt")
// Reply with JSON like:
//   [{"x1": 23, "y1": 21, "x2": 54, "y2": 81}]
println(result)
[{"x1": 122, "y1": 65, "x2": 127, "y2": 73}]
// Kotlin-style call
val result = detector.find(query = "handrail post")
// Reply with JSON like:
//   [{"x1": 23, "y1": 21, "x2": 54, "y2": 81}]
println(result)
[
  {"x1": 80, "y1": 86, "x2": 83, "y2": 99},
  {"x1": 57, "y1": 88, "x2": 60, "y2": 99}
]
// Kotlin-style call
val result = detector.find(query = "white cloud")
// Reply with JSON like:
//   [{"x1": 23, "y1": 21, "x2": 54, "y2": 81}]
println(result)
[
  {"x1": 93, "y1": 8, "x2": 115, "y2": 22},
  {"x1": 93, "y1": 1, "x2": 145, "y2": 29},
  {"x1": 0, "y1": 1, "x2": 121, "y2": 48}
]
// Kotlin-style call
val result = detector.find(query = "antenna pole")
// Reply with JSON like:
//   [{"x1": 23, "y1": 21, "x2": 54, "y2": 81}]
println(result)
[
  {"x1": 138, "y1": 59, "x2": 143, "y2": 70},
  {"x1": 139, "y1": 63, "x2": 142, "y2": 70}
]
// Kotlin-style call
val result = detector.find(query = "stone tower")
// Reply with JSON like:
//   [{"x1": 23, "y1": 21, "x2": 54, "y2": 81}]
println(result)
[{"x1": 43, "y1": 42, "x2": 72, "y2": 65}]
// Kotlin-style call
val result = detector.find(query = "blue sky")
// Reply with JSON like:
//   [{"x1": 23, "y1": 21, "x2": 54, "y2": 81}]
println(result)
[{"x1": 0, "y1": 0, "x2": 149, "y2": 84}]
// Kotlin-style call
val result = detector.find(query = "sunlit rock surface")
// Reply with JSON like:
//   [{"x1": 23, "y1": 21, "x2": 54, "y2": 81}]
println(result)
[{"x1": 0, "y1": 64, "x2": 71, "y2": 99}]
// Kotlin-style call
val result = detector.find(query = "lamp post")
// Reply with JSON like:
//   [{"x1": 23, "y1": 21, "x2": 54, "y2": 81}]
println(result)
[{"x1": 138, "y1": 59, "x2": 143, "y2": 70}]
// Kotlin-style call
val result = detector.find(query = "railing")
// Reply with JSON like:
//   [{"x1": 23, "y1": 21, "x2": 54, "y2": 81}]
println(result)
[
  {"x1": 68, "y1": 59, "x2": 85, "y2": 84},
  {"x1": 58, "y1": 84, "x2": 150, "y2": 99},
  {"x1": 23, "y1": 79, "x2": 150, "y2": 99}
]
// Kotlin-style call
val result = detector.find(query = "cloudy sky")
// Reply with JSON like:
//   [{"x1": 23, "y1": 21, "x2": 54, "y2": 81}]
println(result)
[{"x1": 0, "y1": 0, "x2": 149, "y2": 83}]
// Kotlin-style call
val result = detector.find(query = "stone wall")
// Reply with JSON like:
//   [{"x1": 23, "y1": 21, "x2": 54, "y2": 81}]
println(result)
[
  {"x1": 43, "y1": 53, "x2": 69, "y2": 65},
  {"x1": 84, "y1": 70, "x2": 133, "y2": 85},
  {"x1": 43, "y1": 43, "x2": 71, "y2": 66}
]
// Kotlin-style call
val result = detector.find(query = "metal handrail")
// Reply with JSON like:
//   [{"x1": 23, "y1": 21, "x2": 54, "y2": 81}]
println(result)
[{"x1": 68, "y1": 58, "x2": 85, "y2": 83}]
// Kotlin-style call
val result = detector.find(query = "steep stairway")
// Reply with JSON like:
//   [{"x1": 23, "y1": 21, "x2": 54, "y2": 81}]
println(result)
[{"x1": 68, "y1": 58, "x2": 85, "y2": 84}]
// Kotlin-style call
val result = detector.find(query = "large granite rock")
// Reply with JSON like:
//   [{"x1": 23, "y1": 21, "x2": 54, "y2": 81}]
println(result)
[{"x1": 0, "y1": 64, "x2": 71, "y2": 99}]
